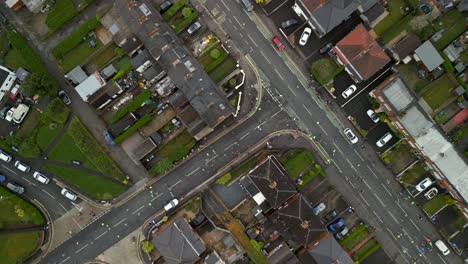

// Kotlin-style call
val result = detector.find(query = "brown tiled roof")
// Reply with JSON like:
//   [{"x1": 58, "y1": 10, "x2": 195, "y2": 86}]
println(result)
[
  {"x1": 333, "y1": 24, "x2": 390, "y2": 80},
  {"x1": 302, "y1": 0, "x2": 328, "y2": 13}
]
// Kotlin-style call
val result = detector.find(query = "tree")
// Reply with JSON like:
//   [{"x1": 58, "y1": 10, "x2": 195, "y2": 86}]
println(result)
[
  {"x1": 182, "y1": 7, "x2": 193, "y2": 18},
  {"x1": 142, "y1": 240, "x2": 154, "y2": 254},
  {"x1": 210, "y1": 48, "x2": 221, "y2": 59},
  {"x1": 21, "y1": 73, "x2": 57, "y2": 96}
]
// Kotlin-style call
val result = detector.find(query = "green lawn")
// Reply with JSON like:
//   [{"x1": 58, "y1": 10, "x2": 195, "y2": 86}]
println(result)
[
  {"x1": 373, "y1": 0, "x2": 407, "y2": 36},
  {"x1": 378, "y1": 15, "x2": 416, "y2": 44},
  {"x1": 0, "y1": 187, "x2": 44, "y2": 229},
  {"x1": 282, "y1": 150, "x2": 316, "y2": 178},
  {"x1": 4, "y1": 31, "x2": 49, "y2": 74},
  {"x1": 339, "y1": 225, "x2": 369, "y2": 251},
  {"x1": 16, "y1": 109, "x2": 41, "y2": 139},
  {"x1": 4, "y1": 48, "x2": 29, "y2": 71},
  {"x1": 396, "y1": 63, "x2": 430, "y2": 93},
  {"x1": 433, "y1": 9, "x2": 467, "y2": 50},
  {"x1": 43, "y1": 164, "x2": 126, "y2": 200},
  {"x1": 380, "y1": 141, "x2": 417, "y2": 174},
  {"x1": 310, "y1": 58, "x2": 343, "y2": 85},
  {"x1": 90, "y1": 44, "x2": 117, "y2": 69},
  {"x1": 113, "y1": 56, "x2": 132, "y2": 80},
  {"x1": 58, "y1": 39, "x2": 103, "y2": 73},
  {"x1": 169, "y1": 8, "x2": 199, "y2": 34},
  {"x1": 36, "y1": 122, "x2": 64, "y2": 151},
  {"x1": 0, "y1": 231, "x2": 41, "y2": 264},
  {"x1": 46, "y1": 0, "x2": 78, "y2": 32},
  {"x1": 209, "y1": 57, "x2": 237, "y2": 84},
  {"x1": 149, "y1": 129, "x2": 196, "y2": 176},
  {"x1": 400, "y1": 162, "x2": 426, "y2": 185},
  {"x1": 48, "y1": 133, "x2": 97, "y2": 171},
  {"x1": 421, "y1": 74, "x2": 457, "y2": 110},
  {"x1": 423, "y1": 195, "x2": 447, "y2": 216},
  {"x1": 352, "y1": 239, "x2": 381, "y2": 262},
  {"x1": 198, "y1": 45, "x2": 226, "y2": 67}
]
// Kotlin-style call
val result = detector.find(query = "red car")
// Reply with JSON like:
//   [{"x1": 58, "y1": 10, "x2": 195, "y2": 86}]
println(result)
[{"x1": 272, "y1": 36, "x2": 285, "y2": 51}]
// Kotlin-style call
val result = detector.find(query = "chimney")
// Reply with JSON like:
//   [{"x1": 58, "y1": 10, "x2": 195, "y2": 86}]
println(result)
[
  {"x1": 301, "y1": 221, "x2": 309, "y2": 229},
  {"x1": 196, "y1": 87, "x2": 204, "y2": 95},
  {"x1": 269, "y1": 181, "x2": 277, "y2": 189}
]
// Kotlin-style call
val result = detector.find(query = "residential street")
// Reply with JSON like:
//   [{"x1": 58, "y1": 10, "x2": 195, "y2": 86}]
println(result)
[{"x1": 0, "y1": 0, "x2": 462, "y2": 264}]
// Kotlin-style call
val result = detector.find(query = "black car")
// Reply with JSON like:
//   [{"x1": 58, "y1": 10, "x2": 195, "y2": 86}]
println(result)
[
  {"x1": 159, "y1": 0, "x2": 172, "y2": 13},
  {"x1": 319, "y1": 43, "x2": 333, "y2": 54},
  {"x1": 58, "y1": 90, "x2": 72, "y2": 105},
  {"x1": 281, "y1": 19, "x2": 298, "y2": 29},
  {"x1": 191, "y1": 212, "x2": 206, "y2": 226},
  {"x1": 323, "y1": 209, "x2": 338, "y2": 222}
]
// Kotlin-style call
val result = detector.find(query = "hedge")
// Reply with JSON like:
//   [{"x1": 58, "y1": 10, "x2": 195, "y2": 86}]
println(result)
[
  {"x1": 216, "y1": 173, "x2": 232, "y2": 185},
  {"x1": 173, "y1": 10, "x2": 199, "y2": 34},
  {"x1": 68, "y1": 117, "x2": 126, "y2": 182},
  {"x1": 162, "y1": 0, "x2": 187, "y2": 21},
  {"x1": 52, "y1": 16, "x2": 101, "y2": 58},
  {"x1": 109, "y1": 90, "x2": 152, "y2": 124},
  {"x1": 114, "y1": 114, "x2": 153, "y2": 144},
  {"x1": 205, "y1": 51, "x2": 229, "y2": 73}
]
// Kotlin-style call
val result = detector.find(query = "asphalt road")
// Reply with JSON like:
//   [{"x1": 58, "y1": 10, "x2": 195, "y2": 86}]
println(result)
[{"x1": 19, "y1": 1, "x2": 462, "y2": 264}]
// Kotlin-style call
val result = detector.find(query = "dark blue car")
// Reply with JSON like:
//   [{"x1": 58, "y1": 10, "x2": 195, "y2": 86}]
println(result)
[{"x1": 327, "y1": 218, "x2": 345, "y2": 232}]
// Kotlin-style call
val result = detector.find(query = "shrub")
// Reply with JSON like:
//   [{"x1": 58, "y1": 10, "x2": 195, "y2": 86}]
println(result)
[
  {"x1": 114, "y1": 114, "x2": 153, "y2": 143},
  {"x1": 150, "y1": 158, "x2": 172, "y2": 176},
  {"x1": 115, "y1": 47, "x2": 125, "y2": 58},
  {"x1": 216, "y1": 173, "x2": 232, "y2": 185},
  {"x1": 109, "y1": 90, "x2": 152, "y2": 124},
  {"x1": 205, "y1": 51, "x2": 229, "y2": 72},
  {"x1": 210, "y1": 48, "x2": 221, "y2": 59},
  {"x1": 142, "y1": 240, "x2": 154, "y2": 253},
  {"x1": 43, "y1": 98, "x2": 70, "y2": 124},
  {"x1": 52, "y1": 16, "x2": 101, "y2": 58},
  {"x1": 21, "y1": 73, "x2": 57, "y2": 96},
  {"x1": 173, "y1": 10, "x2": 198, "y2": 34},
  {"x1": 182, "y1": 7, "x2": 192, "y2": 18},
  {"x1": 162, "y1": 0, "x2": 187, "y2": 21}
]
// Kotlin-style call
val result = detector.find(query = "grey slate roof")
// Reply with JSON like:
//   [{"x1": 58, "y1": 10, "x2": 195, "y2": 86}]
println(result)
[
  {"x1": 130, "y1": 49, "x2": 153, "y2": 69},
  {"x1": 15, "y1": 67, "x2": 30, "y2": 82},
  {"x1": 414, "y1": 41, "x2": 444, "y2": 72},
  {"x1": 0, "y1": 67, "x2": 9, "y2": 86},
  {"x1": 308, "y1": 235, "x2": 354, "y2": 264},
  {"x1": 66, "y1": 66, "x2": 88, "y2": 84},
  {"x1": 152, "y1": 217, "x2": 206, "y2": 264},
  {"x1": 267, "y1": 242, "x2": 299, "y2": 264}
]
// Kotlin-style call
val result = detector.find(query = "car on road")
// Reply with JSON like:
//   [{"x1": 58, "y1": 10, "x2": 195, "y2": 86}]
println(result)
[
  {"x1": 319, "y1": 42, "x2": 333, "y2": 54},
  {"x1": 187, "y1": 21, "x2": 201, "y2": 35},
  {"x1": 435, "y1": 240, "x2": 450, "y2": 255},
  {"x1": 376, "y1": 132, "x2": 392, "y2": 148},
  {"x1": 327, "y1": 218, "x2": 345, "y2": 232},
  {"x1": 366, "y1": 109, "x2": 379, "y2": 123},
  {"x1": 335, "y1": 226, "x2": 349, "y2": 239},
  {"x1": 32, "y1": 171, "x2": 50, "y2": 184},
  {"x1": 272, "y1": 36, "x2": 285, "y2": 51},
  {"x1": 72, "y1": 160, "x2": 81, "y2": 165},
  {"x1": 61, "y1": 188, "x2": 78, "y2": 201},
  {"x1": 6, "y1": 182, "x2": 24, "y2": 194},
  {"x1": 0, "y1": 150, "x2": 12, "y2": 162},
  {"x1": 342, "y1": 84, "x2": 357, "y2": 98},
  {"x1": 323, "y1": 209, "x2": 338, "y2": 222},
  {"x1": 164, "y1": 198, "x2": 179, "y2": 211},
  {"x1": 415, "y1": 178, "x2": 433, "y2": 192},
  {"x1": 58, "y1": 90, "x2": 71, "y2": 105},
  {"x1": 424, "y1": 187, "x2": 438, "y2": 200},
  {"x1": 14, "y1": 160, "x2": 31, "y2": 173},
  {"x1": 312, "y1": 202, "x2": 326, "y2": 215},
  {"x1": 299, "y1": 27, "x2": 312, "y2": 46},
  {"x1": 281, "y1": 19, "x2": 298, "y2": 29},
  {"x1": 344, "y1": 128, "x2": 358, "y2": 144}
]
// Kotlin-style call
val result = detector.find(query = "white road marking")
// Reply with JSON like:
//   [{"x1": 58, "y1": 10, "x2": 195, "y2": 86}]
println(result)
[
  {"x1": 366, "y1": 165, "x2": 378, "y2": 179},
  {"x1": 387, "y1": 227, "x2": 397, "y2": 240},
  {"x1": 381, "y1": 183, "x2": 393, "y2": 197},
  {"x1": 402, "y1": 228, "x2": 413, "y2": 243},
  {"x1": 287, "y1": 86, "x2": 297, "y2": 96},
  {"x1": 362, "y1": 178, "x2": 372, "y2": 190},
  {"x1": 58, "y1": 202, "x2": 67, "y2": 212},
  {"x1": 169, "y1": 179, "x2": 182, "y2": 189},
  {"x1": 437, "y1": 253, "x2": 448, "y2": 264},
  {"x1": 259, "y1": 51, "x2": 271, "y2": 64},
  {"x1": 187, "y1": 167, "x2": 199, "y2": 177},
  {"x1": 247, "y1": 34, "x2": 257, "y2": 47},
  {"x1": 388, "y1": 211, "x2": 399, "y2": 224},
  {"x1": 1, "y1": 165, "x2": 17, "y2": 175},
  {"x1": 409, "y1": 219, "x2": 421, "y2": 231},
  {"x1": 22, "y1": 178, "x2": 36, "y2": 186},
  {"x1": 345, "y1": 158, "x2": 354, "y2": 168},
  {"x1": 331, "y1": 159, "x2": 342, "y2": 173},
  {"x1": 348, "y1": 179, "x2": 355, "y2": 188},
  {"x1": 113, "y1": 218, "x2": 126, "y2": 228},
  {"x1": 271, "y1": 109, "x2": 282, "y2": 119},
  {"x1": 220, "y1": 0, "x2": 230, "y2": 11},
  {"x1": 316, "y1": 122, "x2": 329, "y2": 135},
  {"x1": 373, "y1": 211, "x2": 384, "y2": 223},
  {"x1": 95, "y1": 230, "x2": 108, "y2": 240},
  {"x1": 359, "y1": 193, "x2": 370, "y2": 206},
  {"x1": 333, "y1": 143, "x2": 343, "y2": 154},
  {"x1": 233, "y1": 16, "x2": 243, "y2": 29},
  {"x1": 353, "y1": 149, "x2": 364, "y2": 161},
  {"x1": 396, "y1": 203, "x2": 408, "y2": 216},
  {"x1": 59, "y1": 256, "x2": 70, "y2": 264},
  {"x1": 302, "y1": 104, "x2": 313, "y2": 116},
  {"x1": 274, "y1": 69, "x2": 285, "y2": 81},
  {"x1": 72, "y1": 217, "x2": 83, "y2": 229},
  {"x1": 239, "y1": 132, "x2": 250, "y2": 140},
  {"x1": 41, "y1": 188, "x2": 55, "y2": 199},
  {"x1": 372, "y1": 192, "x2": 385, "y2": 207},
  {"x1": 131, "y1": 205, "x2": 145, "y2": 215},
  {"x1": 75, "y1": 244, "x2": 88, "y2": 253},
  {"x1": 151, "y1": 192, "x2": 163, "y2": 201}
]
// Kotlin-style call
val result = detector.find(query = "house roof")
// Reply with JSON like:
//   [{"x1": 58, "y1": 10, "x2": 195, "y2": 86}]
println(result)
[
  {"x1": 130, "y1": 49, "x2": 153, "y2": 69},
  {"x1": 75, "y1": 72, "x2": 107, "y2": 102},
  {"x1": 152, "y1": 217, "x2": 206, "y2": 264},
  {"x1": 119, "y1": 35, "x2": 143, "y2": 57},
  {"x1": 300, "y1": 0, "x2": 377, "y2": 35},
  {"x1": 332, "y1": 24, "x2": 390, "y2": 81},
  {"x1": 269, "y1": 195, "x2": 328, "y2": 248},
  {"x1": 308, "y1": 235, "x2": 354, "y2": 264},
  {"x1": 0, "y1": 66, "x2": 10, "y2": 86},
  {"x1": 414, "y1": 41, "x2": 444, "y2": 72},
  {"x1": 267, "y1": 242, "x2": 300, "y2": 264},
  {"x1": 178, "y1": 104, "x2": 211, "y2": 139},
  {"x1": 67, "y1": 66, "x2": 88, "y2": 84},
  {"x1": 393, "y1": 34, "x2": 421, "y2": 59},
  {"x1": 381, "y1": 77, "x2": 416, "y2": 113},
  {"x1": 101, "y1": 64, "x2": 117, "y2": 79},
  {"x1": 15, "y1": 67, "x2": 30, "y2": 82},
  {"x1": 143, "y1": 63, "x2": 165, "y2": 82},
  {"x1": 362, "y1": 2, "x2": 384, "y2": 24},
  {"x1": 240, "y1": 156, "x2": 297, "y2": 211}
]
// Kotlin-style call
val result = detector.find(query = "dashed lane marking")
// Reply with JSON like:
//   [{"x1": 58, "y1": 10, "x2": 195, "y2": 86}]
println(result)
[
  {"x1": 1, "y1": 165, "x2": 17, "y2": 175},
  {"x1": 131, "y1": 205, "x2": 145, "y2": 215},
  {"x1": 151, "y1": 192, "x2": 163, "y2": 201},
  {"x1": 373, "y1": 211, "x2": 384, "y2": 223},
  {"x1": 388, "y1": 210, "x2": 399, "y2": 224},
  {"x1": 353, "y1": 149, "x2": 364, "y2": 161},
  {"x1": 366, "y1": 165, "x2": 379, "y2": 179},
  {"x1": 41, "y1": 188, "x2": 55, "y2": 199},
  {"x1": 75, "y1": 244, "x2": 88, "y2": 253},
  {"x1": 59, "y1": 256, "x2": 70, "y2": 264},
  {"x1": 113, "y1": 218, "x2": 126, "y2": 228},
  {"x1": 359, "y1": 193, "x2": 370, "y2": 206},
  {"x1": 95, "y1": 230, "x2": 108, "y2": 240}
]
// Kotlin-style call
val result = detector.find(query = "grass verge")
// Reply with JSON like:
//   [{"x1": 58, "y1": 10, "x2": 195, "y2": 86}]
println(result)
[
  {"x1": 48, "y1": 133, "x2": 97, "y2": 171},
  {"x1": 282, "y1": 150, "x2": 315, "y2": 178},
  {"x1": 352, "y1": 239, "x2": 381, "y2": 262},
  {"x1": 310, "y1": 58, "x2": 343, "y2": 85},
  {"x1": 0, "y1": 231, "x2": 41, "y2": 264},
  {"x1": 46, "y1": 0, "x2": 78, "y2": 32},
  {"x1": 400, "y1": 162, "x2": 426, "y2": 184},
  {"x1": 339, "y1": 225, "x2": 369, "y2": 251},
  {"x1": 209, "y1": 57, "x2": 237, "y2": 84},
  {"x1": 0, "y1": 186, "x2": 44, "y2": 229},
  {"x1": 423, "y1": 195, "x2": 447, "y2": 216}
]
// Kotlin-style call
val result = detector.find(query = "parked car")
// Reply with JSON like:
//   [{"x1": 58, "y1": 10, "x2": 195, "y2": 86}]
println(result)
[
  {"x1": 327, "y1": 218, "x2": 345, "y2": 232},
  {"x1": 319, "y1": 43, "x2": 333, "y2": 54},
  {"x1": 32, "y1": 171, "x2": 50, "y2": 184},
  {"x1": 299, "y1": 27, "x2": 312, "y2": 46},
  {"x1": 240, "y1": 0, "x2": 254, "y2": 11},
  {"x1": 0, "y1": 150, "x2": 12, "y2": 162},
  {"x1": 61, "y1": 188, "x2": 78, "y2": 201},
  {"x1": 72, "y1": 160, "x2": 81, "y2": 165},
  {"x1": 312, "y1": 202, "x2": 326, "y2": 215},
  {"x1": 416, "y1": 178, "x2": 433, "y2": 192},
  {"x1": 323, "y1": 210, "x2": 338, "y2": 222},
  {"x1": 435, "y1": 240, "x2": 450, "y2": 255},
  {"x1": 424, "y1": 187, "x2": 438, "y2": 200},
  {"x1": 376, "y1": 132, "x2": 392, "y2": 148},
  {"x1": 164, "y1": 198, "x2": 179, "y2": 211},
  {"x1": 0, "y1": 174, "x2": 6, "y2": 183},
  {"x1": 6, "y1": 182, "x2": 24, "y2": 194},
  {"x1": 344, "y1": 128, "x2": 358, "y2": 144},
  {"x1": 187, "y1": 21, "x2": 201, "y2": 35},
  {"x1": 366, "y1": 109, "x2": 379, "y2": 123},
  {"x1": 335, "y1": 226, "x2": 349, "y2": 239},
  {"x1": 139, "y1": 3, "x2": 152, "y2": 16},
  {"x1": 58, "y1": 90, "x2": 71, "y2": 105},
  {"x1": 103, "y1": 130, "x2": 116, "y2": 146},
  {"x1": 281, "y1": 19, "x2": 298, "y2": 29},
  {"x1": 14, "y1": 160, "x2": 31, "y2": 173},
  {"x1": 191, "y1": 212, "x2": 206, "y2": 226},
  {"x1": 159, "y1": 0, "x2": 172, "y2": 13},
  {"x1": 272, "y1": 36, "x2": 285, "y2": 51},
  {"x1": 342, "y1": 85, "x2": 357, "y2": 98}
]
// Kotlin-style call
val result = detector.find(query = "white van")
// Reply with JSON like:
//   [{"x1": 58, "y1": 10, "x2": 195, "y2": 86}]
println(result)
[
  {"x1": 0, "y1": 150, "x2": 12, "y2": 162},
  {"x1": 376, "y1": 132, "x2": 393, "y2": 148},
  {"x1": 5, "y1": 104, "x2": 30, "y2": 124},
  {"x1": 435, "y1": 240, "x2": 450, "y2": 255}
]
